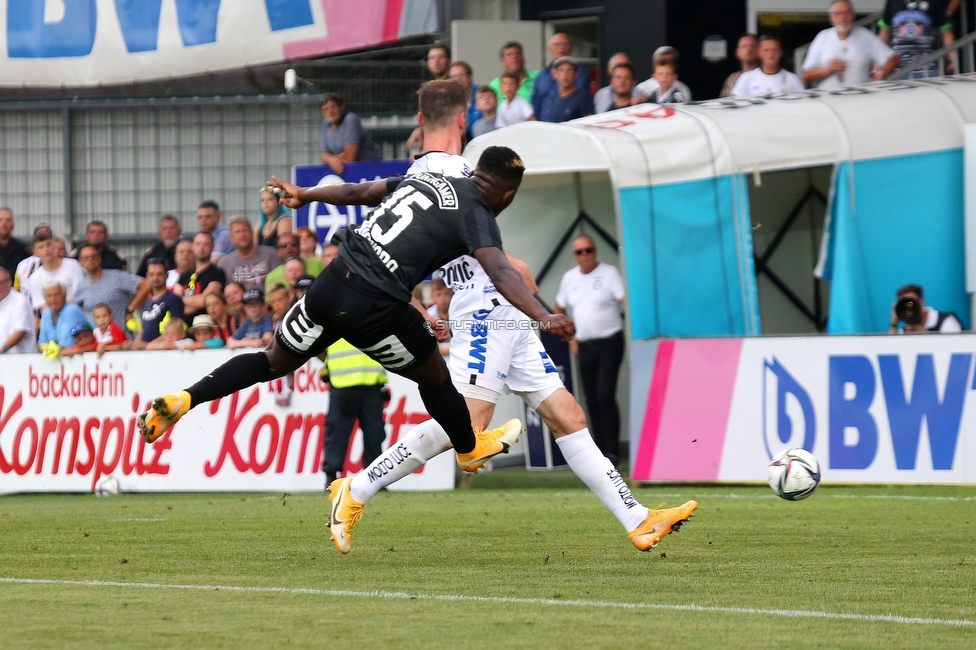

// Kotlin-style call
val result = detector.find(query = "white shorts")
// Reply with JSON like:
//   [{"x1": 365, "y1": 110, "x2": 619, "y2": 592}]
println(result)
[{"x1": 448, "y1": 305, "x2": 564, "y2": 404}]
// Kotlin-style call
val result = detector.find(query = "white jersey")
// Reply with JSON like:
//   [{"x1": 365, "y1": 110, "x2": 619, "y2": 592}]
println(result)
[{"x1": 407, "y1": 151, "x2": 507, "y2": 318}]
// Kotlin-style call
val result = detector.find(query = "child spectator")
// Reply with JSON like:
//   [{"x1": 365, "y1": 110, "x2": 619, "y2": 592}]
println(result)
[
  {"x1": 471, "y1": 86, "x2": 499, "y2": 137},
  {"x1": 645, "y1": 58, "x2": 689, "y2": 104},
  {"x1": 204, "y1": 291, "x2": 236, "y2": 343},
  {"x1": 227, "y1": 287, "x2": 273, "y2": 348},
  {"x1": 186, "y1": 314, "x2": 225, "y2": 349},
  {"x1": 224, "y1": 281, "x2": 245, "y2": 328},
  {"x1": 267, "y1": 283, "x2": 294, "y2": 405},
  {"x1": 92, "y1": 302, "x2": 129, "y2": 354},
  {"x1": 294, "y1": 275, "x2": 315, "y2": 301},
  {"x1": 495, "y1": 71, "x2": 535, "y2": 128},
  {"x1": 147, "y1": 318, "x2": 193, "y2": 350},
  {"x1": 62, "y1": 321, "x2": 97, "y2": 357}
]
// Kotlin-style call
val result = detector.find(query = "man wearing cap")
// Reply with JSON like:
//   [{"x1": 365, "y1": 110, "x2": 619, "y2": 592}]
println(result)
[
  {"x1": 0, "y1": 207, "x2": 31, "y2": 279},
  {"x1": 531, "y1": 33, "x2": 591, "y2": 116},
  {"x1": 321, "y1": 338, "x2": 389, "y2": 486},
  {"x1": 37, "y1": 282, "x2": 87, "y2": 351},
  {"x1": 227, "y1": 287, "x2": 274, "y2": 349},
  {"x1": 538, "y1": 56, "x2": 594, "y2": 123},
  {"x1": 0, "y1": 266, "x2": 35, "y2": 355}
]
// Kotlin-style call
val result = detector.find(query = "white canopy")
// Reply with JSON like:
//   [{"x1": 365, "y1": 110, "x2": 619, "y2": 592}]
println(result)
[{"x1": 464, "y1": 76, "x2": 976, "y2": 187}]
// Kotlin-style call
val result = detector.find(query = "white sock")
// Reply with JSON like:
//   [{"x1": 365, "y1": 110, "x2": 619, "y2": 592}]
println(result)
[
  {"x1": 555, "y1": 429, "x2": 649, "y2": 532},
  {"x1": 349, "y1": 418, "x2": 453, "y2": 503}
]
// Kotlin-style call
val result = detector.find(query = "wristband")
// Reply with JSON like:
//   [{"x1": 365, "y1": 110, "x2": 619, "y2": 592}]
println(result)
[{"x1": 0, "y1": 345, "x2": 7, "y2": 353}]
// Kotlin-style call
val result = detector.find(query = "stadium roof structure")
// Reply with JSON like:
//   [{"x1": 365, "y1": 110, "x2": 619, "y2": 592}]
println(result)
[{"x1": 464, "y1": 75, "x2": 976, "y2": 342}]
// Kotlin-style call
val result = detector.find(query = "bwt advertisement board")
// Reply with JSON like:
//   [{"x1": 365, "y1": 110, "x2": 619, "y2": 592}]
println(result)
[
  {"x1": 632, "y1": 335, "x2": 976, "y2": 484},
  {"x1": 0, "y1": 0, "x2": 437, "y2": 87},
  {"x1": 0, "y1": 350, "x2": 454, "y2": 493},
  {"x1": 293, "y1": 161, "x2": 410, "y2": 248}
]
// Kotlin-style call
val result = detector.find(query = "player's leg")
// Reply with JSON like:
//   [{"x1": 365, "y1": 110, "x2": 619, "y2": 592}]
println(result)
[{"x1": 140, "y1": 278, "x2": 339, "y2": 443}]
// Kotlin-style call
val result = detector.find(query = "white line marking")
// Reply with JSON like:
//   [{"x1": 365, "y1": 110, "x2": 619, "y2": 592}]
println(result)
[
  {"x1": 115, "y1": 518, "x2": 166, "y2": 522},
  {"x1": 1, "y1": 577, "x2": 973, "y2": 628}
]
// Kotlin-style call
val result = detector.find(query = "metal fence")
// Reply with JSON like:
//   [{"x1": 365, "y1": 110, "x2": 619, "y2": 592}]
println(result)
[{"x1": 0, "y1": 95, "x2": 416, "y2": 263}]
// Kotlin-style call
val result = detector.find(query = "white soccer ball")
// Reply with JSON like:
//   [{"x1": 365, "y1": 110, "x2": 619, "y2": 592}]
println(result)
[
  {"x1": 94, "y1": 475, "x2": 122, "y2": 496},
  {"x1": 768, "y1": 448, "x2": 820, "y2": 501}
]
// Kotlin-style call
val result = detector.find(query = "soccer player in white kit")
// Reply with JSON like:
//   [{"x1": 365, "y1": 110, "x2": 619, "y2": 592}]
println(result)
[{"x1": 314, "y1": 80, "x2": 697, "y2": 553}]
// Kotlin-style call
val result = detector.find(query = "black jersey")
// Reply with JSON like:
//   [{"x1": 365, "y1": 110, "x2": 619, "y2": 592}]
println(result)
[{"x1": 333, "y1": 172, "x2": 503, "y2": 302}]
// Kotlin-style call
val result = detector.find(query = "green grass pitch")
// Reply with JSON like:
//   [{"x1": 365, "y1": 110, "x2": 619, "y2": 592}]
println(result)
[{"x1": 1, "y1": 470, "x2": 975, "y2": 648}]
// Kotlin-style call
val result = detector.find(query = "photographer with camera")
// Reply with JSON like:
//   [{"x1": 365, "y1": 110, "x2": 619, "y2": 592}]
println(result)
[{"x1": 888, "y1": 283, "x2": 962, "y2": 334}]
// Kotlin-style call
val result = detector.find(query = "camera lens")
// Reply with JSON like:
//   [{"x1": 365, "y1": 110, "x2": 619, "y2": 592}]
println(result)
[{"x1": 895, "y1": 297, "x2": 923, "y2": 325}]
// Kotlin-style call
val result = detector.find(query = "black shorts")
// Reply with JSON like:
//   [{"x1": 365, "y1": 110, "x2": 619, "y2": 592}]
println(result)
[{"x1": 275, "y1": 258, "x2": 437, "y2": 372}]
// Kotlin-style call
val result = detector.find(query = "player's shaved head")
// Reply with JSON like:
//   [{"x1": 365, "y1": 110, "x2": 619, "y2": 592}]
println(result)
[{"x1": 418, "y1": 80, "x2": 468, "y2": 128}]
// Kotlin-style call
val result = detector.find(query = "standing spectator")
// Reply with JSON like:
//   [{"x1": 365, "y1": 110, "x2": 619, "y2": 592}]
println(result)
[
  {"x1": 488, "y1": 41, "x2": 540, "y2": 104},
  {"x1": 319, "y1": 93, "x2": 382, "y2": 175},
  {"x1": 555, "y1": 235, "x2": 626, "y2": 466},
  {"x1": 296, "y1": 226, "x2": 322, "y2": 261},
  {"x1": 0, "y1": 207, "x2": 31, "y2": 279},
  {"x1": 321, "y1": 337, "x2": 389, "y2": 485},
  {"x1": 14, "y1": 223, "x2": 50, "y2": 292},
  {"x1": 321, "y1": 243, "x2": 339, "y2": 268},
  {"x1": 804, "y1": 1, "x2": 899, "y2": 88},
  {"x1": 198, "y1": 200, "x2": 233, "y2": 261},
  {"x1": 471, "y1": 86, "x2": 499, "y2": 137},
  {"x1": 204, "y1": 292, "x2": 236, "y2": 343},
  {"x1": 720, "y1": 35, "x2": 760, "y2": 98},
  {"x1": 132, "y1": 260, "x2": 184, "y2": 349},
  {"x1": 878, "y1": 0, "x2": 953, "y2": 78},
  {"x1": 280, "y1": 258, "x2": 307, "y2": 297},
  {"x1": 227, "y1": 287, "x2": 273, "y2": 349},
  {"x1": 426, "y1": 42, "x2": 451, "y2": 80},
  {"x1": 595, "y1": 55, "x2": 644, "y2": 112},
  {"x1": 255, "y1": 186, "x2": 292, "y2": 249},
  {"x1": 37, "y1": 282, "x2": 87, "y2": 351},
  {"x1": 636, "y1": 47, "x2": 694, "y2": 102},
  {"x1": 52, "y1": 238, "x2": 68, "y2": 259},
  {"x1": 532, "y1": 33, "x2": 591, "y2": 116},
  {"x1": 167, "y1": 238, "x2": 194, "y2": 291},
  {"x1": 91, "y1": 303, "x2": 130, "y2": 354},
  {"x1": 732, "y1": 35, "x2": 805, "y2": 96},
  {"x1": 137, "y1": 214, "x2": 182, "y2": 277},
  {"x1": 644, "y1": 58, "x2": 690, "y2": 104},
  {"x1": 495, "y1": 72, "x2": 536, "y2": 127},
  {"x1": 24, "y1": 230, "x2": 85, "y2": 313},
  {"x1": 538, "y1": 57, "x2": 595, "y2": 123},
  {"x1": 71, "y1": 220, "x2": 128, "y2": 271},
  {"x1": 73, "y1": 244, "x2": 151, "y2": 331},
  {"x1": 264, "y1": 232, "x2": 322, "y2": 292},
  {"x1": 217, "y1": 216, "x2": 280, "y2": 289},
  {"x1": 449, "y1": 62, "x2": 483, "y2": 139},
  {"x1": 0, "y1": 267, "x2": 36, "y2": 354},
  {"x1": 177, "y1": 231, "x2": 226, "y2": 321}
]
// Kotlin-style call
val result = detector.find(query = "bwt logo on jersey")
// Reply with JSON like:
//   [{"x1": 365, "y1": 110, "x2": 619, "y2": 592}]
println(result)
[
  {"x1": 467, "y1": 309, "x2": 492, "y2": 373},
  {"x1": 762, "y1": 354, "x2": 972, "y2": 471}
]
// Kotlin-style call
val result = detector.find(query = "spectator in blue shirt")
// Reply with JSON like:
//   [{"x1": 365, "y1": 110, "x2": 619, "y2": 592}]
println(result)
[
  {"x1": 531, "y1": 34, "x2": 590, "y2": 116},
  {"x1": 198, "y1": 200, "x2": 233, "y2": 262},
  {"x1": 228, "y1": 287, "x2": 273, "y2": 348},
  {"x1": 320, "y1": 93, "x2": 382, "y2": 175},
  {"x1": 37, "y1": 282, "x2": 87, "y2": 350},
  {"x1": 448, "y1": 61, "x2": 482, "y2": 139},
  {"x1": 539, "y1": 57, "x2": 595, "y2": 123},
  {"x1": 132, "y1": 260, "x2": 184, "y2": 348}
]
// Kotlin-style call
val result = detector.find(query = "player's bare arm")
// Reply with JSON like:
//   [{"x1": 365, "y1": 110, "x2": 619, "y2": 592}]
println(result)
[
  {"x1": 267, "y1": 175, "x2": 392, "y2": 210},
  {"x1": 473, "y1": 246, "x2": 575, "y2": 340}
]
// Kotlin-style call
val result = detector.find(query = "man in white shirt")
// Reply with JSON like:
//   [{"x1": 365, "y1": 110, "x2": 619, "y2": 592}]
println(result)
[
  {"x1": 0, "y1": 267, "x2": 36, "y2": 354},
  {"x1": 802, "y1": 1, "x2": 899, "y2": 89},
  {"x1": 555, "y1": 235, "x2": 626, "y2": 466},
  {"x1": 732, "y1": 35, "x2": 805, "y2": 96},
  {"x1": 24, "y1": 229, "x2": 85, "y2": 314}
]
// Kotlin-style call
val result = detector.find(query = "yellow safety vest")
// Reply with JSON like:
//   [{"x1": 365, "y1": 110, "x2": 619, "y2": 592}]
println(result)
[{"x1": 325, "y1": 339, "x2": 387, "y2": 388}]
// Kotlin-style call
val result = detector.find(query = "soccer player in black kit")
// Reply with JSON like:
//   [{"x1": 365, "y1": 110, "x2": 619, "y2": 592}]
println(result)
[{"x1": 139, "y1": 147, "x2": 574, "y2": 506}]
